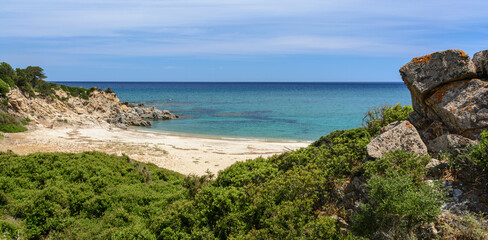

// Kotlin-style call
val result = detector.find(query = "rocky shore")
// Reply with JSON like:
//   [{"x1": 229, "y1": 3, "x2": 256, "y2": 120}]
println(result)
[{"x1": 6, "y1": 87, "x2": 178, "y2": 129}]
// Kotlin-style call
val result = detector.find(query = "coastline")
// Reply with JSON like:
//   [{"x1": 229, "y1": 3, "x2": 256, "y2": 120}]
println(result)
[
  {"x1": 0, "y1": 124, "x2": 309, "y2": 176},
  {"x1": 132, "y1": 126, "x2": 314, "y2": 143}
]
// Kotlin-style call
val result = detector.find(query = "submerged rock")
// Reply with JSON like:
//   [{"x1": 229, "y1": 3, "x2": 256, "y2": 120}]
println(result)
[{"x1": 366, "y1": 120, "x2": 428, "y2": 159}]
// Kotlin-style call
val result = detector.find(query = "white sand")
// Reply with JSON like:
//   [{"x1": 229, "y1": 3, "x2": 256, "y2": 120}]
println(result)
[{"x1": 0, "y1": 125, "x2": 310, "y2": 176}]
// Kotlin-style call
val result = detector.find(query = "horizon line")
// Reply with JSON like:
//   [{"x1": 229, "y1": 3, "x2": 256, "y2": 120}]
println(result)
[{"x1": 51, "y1": 80, "x2": 405, "y2": 84}]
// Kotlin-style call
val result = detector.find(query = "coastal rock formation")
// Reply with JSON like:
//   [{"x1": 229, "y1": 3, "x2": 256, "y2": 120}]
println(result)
[
  {"x1": 366, "y1": 120, "x2": 428, "y2": 159},
  {"x1": 400, "y1": 49, "x2": 488, "y2": 142},
  {"x1": 427, "y1": 134, "x2": 475, "y2": 156},
  {"x1": 400, "y1": 49, "x2": 476, "y2": 102},
  {"x1": 425, "y1": 79, "x2": 488, "y2": 135},
  {"x1": 6, "y1": 88, "x2": 178, "y2": 129},
  {"x1": 473, "y1": 50, "x2": 488, "y2": 78}
]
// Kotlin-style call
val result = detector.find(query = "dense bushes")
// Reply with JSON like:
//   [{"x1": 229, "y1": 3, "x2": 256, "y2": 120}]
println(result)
[
  {"x1": 468, "y1": 131, "x2": 488, "y2": 170},
  {"x1": 0, "y1": 152, "x2": 187, "y2": 239},
  {"x1": 0, "y1": 112, "x2": 27, "y2": 133},
  {"x1": 354, "y1": 151, "x2": 444, "y2": 238},
  {"x1": 363, "y1": 103, "x2": 413, "y2": 136},
  {"x1": 0, "y1": 102, "x2": 456, "y2": 239},
  {"x1": 0, "y1": 80, "x2": 9, "y2": 96}
]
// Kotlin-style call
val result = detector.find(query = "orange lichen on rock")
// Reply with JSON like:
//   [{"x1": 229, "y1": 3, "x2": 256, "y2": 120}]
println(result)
[
  {"x1": 468, "y1": 108, "x2": 472, "y2": 111},
  {"x1": 411, "y1": 54, "x2": 432, "y2": 64},
  {"x1": 458, "y1": 50, "x2": 468, "y2": 57},
  {"x1": 432, "y1": 87, "x2": 448, "y2": 103},
  {"x1": 405, "y1": 122, "x2": 414, "y2": 129},
  {"x1": 451, "y1": 109, "x2": 456, "y2": 112}
]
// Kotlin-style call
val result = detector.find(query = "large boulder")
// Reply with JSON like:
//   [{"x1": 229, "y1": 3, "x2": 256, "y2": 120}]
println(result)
[
  {"x1": 366, "y1": 120, "x2": 428, "y2": 159},
  {"x1": 473, "y1": 50, "x2": 488, "y2": 78},
  {"x1": 400, "y1": 49, "x2": 476, "y2": 104},
  {"x1": 425, "y1": 79, "x2": 488, "y2": 135},
  {"x1": 427, "y1": 134, "x2": 475, "y2": 155}
]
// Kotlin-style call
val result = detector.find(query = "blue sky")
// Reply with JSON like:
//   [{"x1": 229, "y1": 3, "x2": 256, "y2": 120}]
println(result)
[{"x1": 1, "y1": 0, "x2": 488, "y2": 82}]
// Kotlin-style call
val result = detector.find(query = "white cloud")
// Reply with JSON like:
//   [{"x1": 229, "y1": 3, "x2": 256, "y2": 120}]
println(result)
[{"x1": 1, "y1": 0, "x2": 487, "y2": 57}]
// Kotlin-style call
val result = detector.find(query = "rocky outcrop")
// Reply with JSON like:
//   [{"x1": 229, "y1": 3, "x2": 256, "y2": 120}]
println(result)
[
  {"x1": 366, "y1": 120, "x2": 428, "y2": 159},
  {"x1": 109, "y1": 107, "x2": 178, "y2": 127},
  {"x1": 427, "y1": 134, "x2": 475, "y2": 156},
  {"x1": 400, "y1": 49, "x2": 488, "y2": 142},
  {"x1": 6, "y1": 88, "x2": 178, "y2": 129},
  {"x1": 400, "y1": 50, "x2": 476, "y2": 102},
  {"x1": 473, "y1": 50, "x2": 488, "y2": 78}
]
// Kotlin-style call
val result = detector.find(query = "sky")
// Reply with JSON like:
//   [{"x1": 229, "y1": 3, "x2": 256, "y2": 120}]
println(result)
[{"x1": 1, "y1": 0, "x2": 488, "y2": 82}]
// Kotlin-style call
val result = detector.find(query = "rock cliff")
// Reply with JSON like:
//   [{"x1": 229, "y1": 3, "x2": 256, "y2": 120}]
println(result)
[{"x1": 6, "y1": 87, "x2": 178, "y2": 129}]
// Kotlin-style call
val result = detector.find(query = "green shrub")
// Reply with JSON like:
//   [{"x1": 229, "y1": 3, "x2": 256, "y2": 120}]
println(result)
[
  {"x1": 353, "y1": 173, "x2": 444, "y2": 238},
  {"x1": 0, "y1": 218, "x2": 24, "y2": 239},
  {"x1": 272, "y1": 128, "x2": 370, "y2": 177},
  {"x1": 0, "y1": 124, "x2": 26, "y2": 133},
  {"x1": 0, "y1": 151, "x2": 187, "y2": 239},
  {"x1": 363, "y1": 103, "x2": 413, "y2": 136},
  {"x1": 362, "y1": 150, "x2": 430, "y2": 183},
  {"x1": 0, "y1": 75, "x2": 15, "y2": 87},
  {"x1": 469, "y1": 131, "x2": 488, "y2": 169},
  {"x1": 215, "y1": 157, "x2": 278, "y2": 187},
  {"x1": 20, "y1": 118, "x2": 31, "y2": 126},
  {"x1": 0, "y1": 79, "x2": 9, "y2": 96},
  {"x1": 104, "y1": 87, "x2": 114, "y2": 94},
  {"x1": 0, "y1": 112, "x2": 27, "y2": 133}
]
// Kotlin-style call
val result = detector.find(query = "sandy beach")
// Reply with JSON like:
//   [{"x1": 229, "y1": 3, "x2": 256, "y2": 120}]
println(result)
[{"x1": 0, "y1": 125, "x2": 310, "y2": 176}]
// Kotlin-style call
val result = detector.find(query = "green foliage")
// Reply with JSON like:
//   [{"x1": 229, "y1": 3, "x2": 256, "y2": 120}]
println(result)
[
  {"x1": 0, "y1": 62, "x2": 16, "y2": 79},
  {"x1": 215, "y1": 157, "x2": 278, "y2": 187},
  {"x1": 0, "y1": 79, "x2": 9, "y2": 96},
  {"x1": 353, "y1": 173, "x2": 444, "y2": 238},
  {"x1": 273, "y1": 128, "x2": 370, "y2": 177},
  {"x1": 363, "y1": 103, "x2": 413, "y2": 136},
  {"x1": 152, "y1": 128, "x2": 372, "y2": 239},
  {"x1": 20, "y1": 118, "x2": 31, "y2": 126},
  {"x1": 0, "y1": 61, "x2": 96, "y2": 100},
  {"x1": 104, "y1": 87, "x2": 114, "y2": 94},
  {"x1": 59, "y1": 85, "x2": 95, "y2": 100},
  {"x1": 363, "y1": 149, "x2": 430, "y2": 183},
  {"x1": 0, "y1": 112, "x2": 27, "y2": 133},
  {"x1": 469, "y1": 131, "x2": 488, "y2": 170},
  {"x1": 0, "y1": 151, "x2": 187, "y2": 239}
]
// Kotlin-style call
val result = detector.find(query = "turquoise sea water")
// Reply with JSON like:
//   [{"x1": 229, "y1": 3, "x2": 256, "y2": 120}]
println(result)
[{"x1": 58, "y1": 82, "x2": 411, "y2": 141}]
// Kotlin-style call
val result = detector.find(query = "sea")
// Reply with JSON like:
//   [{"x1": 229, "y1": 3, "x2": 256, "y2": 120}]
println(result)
[{"x1": 57, "y1": 82, "x2": 411, "y2": 141}]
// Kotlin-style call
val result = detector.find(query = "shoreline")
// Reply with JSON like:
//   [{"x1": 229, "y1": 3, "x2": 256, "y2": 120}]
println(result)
[
  {"x1": 0, "y1": 124, "x2": 310, "y2": 176},
  {"x1": 131, "y1": 126, "x2": 314, "y2": 144}
]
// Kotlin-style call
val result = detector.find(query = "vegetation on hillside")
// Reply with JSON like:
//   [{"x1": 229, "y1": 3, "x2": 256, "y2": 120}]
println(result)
[
  {"x1": 0, "y1": 63, "x2": 485, "y2": 240},
  {"x1": 2, "y1": 104, "x2": 478, "y2": 239},
  {"x1": 362, "y1": 103, "x2": 413, "y2": 136},
  {"x1": 0, "y1": 151, "x2": 187, "y2": 239},
  {"x1": 0, "y1": 61, "x2": 98, "y2": 133},
  {"x1": 0, "y1": 62, "x2": 96, "y2": 100}
]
